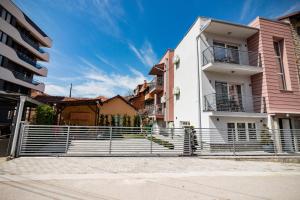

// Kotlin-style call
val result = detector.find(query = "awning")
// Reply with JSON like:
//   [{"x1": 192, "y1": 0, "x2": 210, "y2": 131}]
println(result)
[{"x1": 149, "y1": 63, "x2": 164, "y2": 75}]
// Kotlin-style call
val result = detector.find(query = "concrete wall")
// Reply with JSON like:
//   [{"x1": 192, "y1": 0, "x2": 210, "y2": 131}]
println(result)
[{"x1": 174, "y1": 18, "x2": 201, "y2": 128}]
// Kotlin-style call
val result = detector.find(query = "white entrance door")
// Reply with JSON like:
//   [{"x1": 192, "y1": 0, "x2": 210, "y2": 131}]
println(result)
[{"x1": 281, "y1": 119, "x2": 294, "y2": 152}]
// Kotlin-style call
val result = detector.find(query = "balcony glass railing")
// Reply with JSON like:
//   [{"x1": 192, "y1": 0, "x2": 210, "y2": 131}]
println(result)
[
  {"x1": 204, "y1": 93, "x2": 266, "y2": 113},
  {"x1": 202, "y1": 46, "x2": 261, "y2": 67},
  {"x1": 11, "y1": 70, "x2": 41, "y2": 85},
  {"x1": 16, "y1": 51, "x2": 43, "y2": 69},
  {"x1": 20, "y1": 32, "x2": 45, "y2": 53}
]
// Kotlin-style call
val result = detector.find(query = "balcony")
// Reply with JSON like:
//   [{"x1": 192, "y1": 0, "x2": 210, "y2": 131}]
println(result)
[
  {"x1": 203, "y1": 93, "x2": 267, "y2": 118},
  {"x1": 202, "y1": 46, "x2": 262, "y2": 75},
  {"x1": 149, "y1": 76, "x2": 163, "y2": 94},
  {"x1": 16, "y1": 50, "x2": 43, "y2": 69},
  {"x1": 145, "y1": 104, "x2": 164, "y2": 118},
  {"x1": 145, "y1": 92, "x2": 154, "y2": 101},
  {"x1": 12, "y1": 70, "x2": 41, "y2": 85}
]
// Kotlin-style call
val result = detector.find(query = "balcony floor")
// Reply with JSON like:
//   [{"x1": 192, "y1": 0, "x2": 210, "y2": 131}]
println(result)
[
  {"x1": 202, "y1": 62, "x2": 263, "y2": 76},
  {"x1": 203, "y1": 111, "x2": 267, "y2": 118}
]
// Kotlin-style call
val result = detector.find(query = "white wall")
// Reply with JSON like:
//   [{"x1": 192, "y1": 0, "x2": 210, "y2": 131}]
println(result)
[
  {"x1": 174, "y1": 18, "x2": 201, "y2": 128},
  {"x1": 201, "y1": 71, "x2": 254, "y2": 112},
  {"x1": 202, "y1": 115, "x2": 266, "y2": 144}
]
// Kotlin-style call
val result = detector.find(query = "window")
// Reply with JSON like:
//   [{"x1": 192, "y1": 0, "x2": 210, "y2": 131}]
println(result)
[
  {"x1": 237, "y1": 123, "x2": 247, "y2": 141},
  {"x1": 1, "y1": 32, "x2": 7, "y2": 43},
  {"x1": 297, "y1": 27, "x2": 300, "y2": 36},
  {"x1": 215, "y1": 81, "x2": 243, "y2": 112},
  {"x1": 248, "y1": 123, "x2": 257, "y2": 140},
  {"x1": 0, "y1": 55, "x2": 3, "y2": 66},
  {"x1": 227, "y1": 122, "x2": 257, "y2": 142},
  {"x1": 5, "y1": 12, "x2": 11, "y2": 23},
  {"x1": 1, "y1": 7, "x2": 6, "y2": 19},
  {"x1": 273, "y1": 40, "x2": 286, "y2": 90}
]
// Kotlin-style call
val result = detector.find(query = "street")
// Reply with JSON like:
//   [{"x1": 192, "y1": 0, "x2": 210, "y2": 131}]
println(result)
[{"x1": 0, "y1": 157, "x2": 300, "y2": 200}]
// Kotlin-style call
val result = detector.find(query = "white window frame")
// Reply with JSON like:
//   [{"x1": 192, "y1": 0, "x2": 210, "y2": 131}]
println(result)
[
  {"x1": 227, "y1": 122, "x2": 258, "y2": 142},
  {"x1": 273, "y1": 40, "x2": 286, "y2": 90}
]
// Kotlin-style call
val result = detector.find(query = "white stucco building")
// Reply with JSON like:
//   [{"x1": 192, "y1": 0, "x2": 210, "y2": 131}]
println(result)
[{"x1": 173, "y1": 17, "x2": 270, "y2": 146}]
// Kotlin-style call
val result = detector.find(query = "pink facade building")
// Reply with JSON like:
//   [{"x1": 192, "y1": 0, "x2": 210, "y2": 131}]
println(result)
[{"x1": 249, "y1": 17, "x2": 300, "y2": 131}]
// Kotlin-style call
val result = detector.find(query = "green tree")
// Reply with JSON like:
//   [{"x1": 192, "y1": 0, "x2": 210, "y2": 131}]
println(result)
[
  {"x1": 99, "y1": 114, "x2": 105, "y2": 126},
  {"x1": 116, "y1": 114, "x2": 121, "y2": 126},
  {"x1": 122, "y1": 114, "x2": 127, "y2": 127},
  {"x1": 104, "y1": 115, "x2": 110, "y2": 126},
  {"x1": 111, "y1": 115, "x2": 115, "y2": 126},
  {"x1": 126, "y1": 116, "x2": 131, "y2": 127},
  {"x1": 133, "y1": 115, "x2": 140, "y2": 127},
  {"x1": 36, "y1": 105, "x2": 55, "y2": 125}
]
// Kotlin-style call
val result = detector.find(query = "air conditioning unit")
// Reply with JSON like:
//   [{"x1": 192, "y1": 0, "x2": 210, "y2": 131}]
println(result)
[
  {"x1": 173, "y1": 87, "x2": 180, "y2": 95},
  {"x1": 161, "y1": 95, "x2": 166, "y2": 103},
  {"x1": 173, "y1": 55, "x2": 180, "y2": 64}
]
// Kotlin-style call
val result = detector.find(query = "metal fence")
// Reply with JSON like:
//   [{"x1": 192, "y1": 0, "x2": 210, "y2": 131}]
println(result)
[{"x1": 17, "y1": 124, "x2": 300, "y2": 157}]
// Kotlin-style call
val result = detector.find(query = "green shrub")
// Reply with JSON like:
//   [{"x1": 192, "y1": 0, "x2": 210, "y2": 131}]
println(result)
[
  {"x1": 99, "y1": 114, "x2": 105, "y2": 126},
  {"x1": 133, "y1": 115, "x2": 141, "y2": 127},
  {"x1": 111, "y1": 115, "x2": 115, "y2": 126},
  {"x1": 122, "y1": 114, "x2": 127, "y2": 127},
  {"x1": 104, "y1": 115, "x2": 110, "y2": 126},
  {"x1": 126, "y1": 116, "x2": 131, "y2": 127},
  {"x1": 36, "y1": 105, "x2": 55, "y2": 125},
  {"x1": 260, "y1": 124, "x2": 272, "y2": 145}
]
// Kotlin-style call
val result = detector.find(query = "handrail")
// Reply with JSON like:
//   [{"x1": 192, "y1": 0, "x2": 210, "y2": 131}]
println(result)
[{"x1": 202, "y1": 45, "x2": 261, "y2": 67}]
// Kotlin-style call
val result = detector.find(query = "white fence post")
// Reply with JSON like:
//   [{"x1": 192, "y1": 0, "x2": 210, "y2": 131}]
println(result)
[
  {"x1": 65, "y1": 126, "x2": 70, "y2": 153},
  {"x1": 150, "y1": 127, "x2": 153, "y2": 154},
  {"x1": 16, "y1": 122, "x2": 25, "y2": 157},
  {"x1": 109, "y1": 127, "x2": 112, "y2": 154}
]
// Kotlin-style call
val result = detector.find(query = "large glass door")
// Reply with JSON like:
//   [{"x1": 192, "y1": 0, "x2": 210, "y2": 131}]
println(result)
[
  {"x1": 227, "y1": 45, "x2": 240, "y2": 64},
  {"x1": 228, "y1": 84, "x2": 243, "y2": 112},
  {"x1": 215, "y1": 81, "x2": 228, "y2": 111}
]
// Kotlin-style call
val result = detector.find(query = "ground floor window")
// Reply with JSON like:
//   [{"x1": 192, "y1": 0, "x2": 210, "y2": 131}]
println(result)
[{"x1": 227, "y1": 122, "x2": 257, "y2": 142}]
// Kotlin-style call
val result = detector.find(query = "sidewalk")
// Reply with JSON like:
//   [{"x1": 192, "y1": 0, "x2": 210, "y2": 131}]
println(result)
[{"x1": 0, "y1": 157, "x2": 300, "y2": 200}]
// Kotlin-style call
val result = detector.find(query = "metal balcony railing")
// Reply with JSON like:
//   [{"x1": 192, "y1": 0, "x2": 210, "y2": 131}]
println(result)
[
  {"x1": 149, "y1": 76, "x2": 164, "y2": 91},
  {"x1": 145, "y1": 104, "x2": 164, "y2": 116},
  {"x1": 16, "y1": 51, "x2": 43, "y2": 69},
  {"x1": 20, "y1": 32, "x2": 45, "y2": 53},
  {"x1": 204, "y1": 93, "x2": 266, "y2": 113},
  {"x1": 202, "y1": 46, "x2": 261, "y2": 67}
]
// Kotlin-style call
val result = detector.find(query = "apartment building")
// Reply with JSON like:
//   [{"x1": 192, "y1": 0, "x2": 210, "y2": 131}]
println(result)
[
  {"x1": 173, "y1": 16, "x2": 300, "y2": 151},
  {"x1": 143, "y1": 49, "x2": 174, "y2": 128},
  {"x1": 129, "y1": 80, "x2": 149, "y2": 112},
  {"x1": 0, "y1": 0, "x2": 51, "y2": 95},
  {"x1": 0, "y1": 0, "x2": 51, "y2": 136},
  {"x1": 174, "y1": 17, "x2": 266, "y2": 129}
]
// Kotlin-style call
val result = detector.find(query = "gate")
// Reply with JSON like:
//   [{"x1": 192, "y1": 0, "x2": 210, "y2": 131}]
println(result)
[
  {"x1": 17, "y1": 124, "x2": 300, "y2": 157},
  {"x1": 17, "y1": 124, "x2": 192, "y2": 156}
]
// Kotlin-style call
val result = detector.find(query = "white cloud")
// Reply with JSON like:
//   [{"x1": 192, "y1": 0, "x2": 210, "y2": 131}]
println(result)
[
  {"x1": 277, "y1": 2, "x2": 300, "y2": 18},
  {"x1": 45, "y1": 62, "x2": 148, "y2": 98},
  {"x1": 128, "y1": 40, "x2": 157, "y2": 67},
  {"x1": 136, "y1": 0, "x2": 144, "y2": 13},
  {"x1": 96, "y1": 55, "x2": 118, "y2": 70},
  {"x1": 45, "y1": 84, "x2": 69, "y2": 96},
  {"x1": 240, "y1": 0, "x2": 252, "y2": 21}
]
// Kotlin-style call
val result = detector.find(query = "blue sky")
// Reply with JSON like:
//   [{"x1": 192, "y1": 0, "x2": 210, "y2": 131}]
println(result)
[{"x1": 14, "y1": 0, "x2": 300, "y2": 97}]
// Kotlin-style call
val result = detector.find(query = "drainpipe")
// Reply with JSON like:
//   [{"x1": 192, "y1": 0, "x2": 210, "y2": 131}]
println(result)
[{"x1": 195, "y1": 20, "x2": 211, "y2": 128}]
